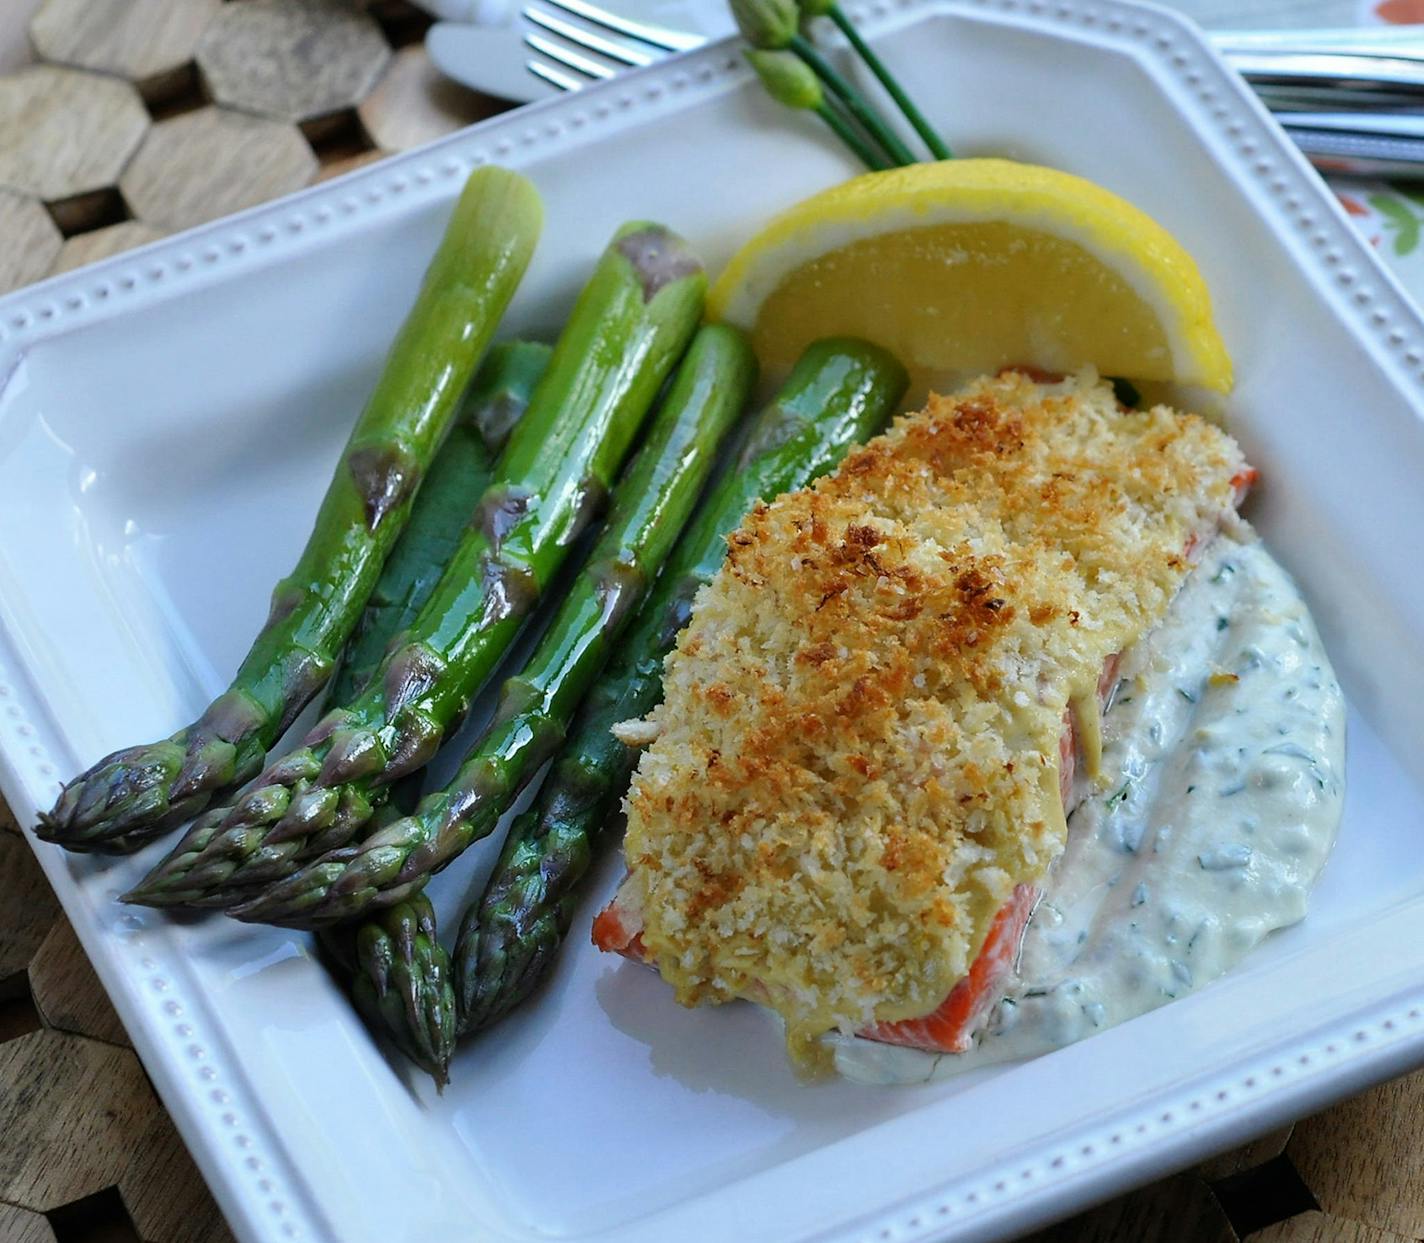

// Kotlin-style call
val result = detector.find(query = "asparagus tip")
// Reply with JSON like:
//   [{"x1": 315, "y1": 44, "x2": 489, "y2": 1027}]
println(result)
[{"x1": 118, "y1": 882, "x2": 192, "y2": 910}]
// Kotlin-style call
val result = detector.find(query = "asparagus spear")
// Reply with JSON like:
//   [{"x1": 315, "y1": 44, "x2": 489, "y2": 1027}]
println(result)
[
  {"x1": 331, "y1": 342, "x2": 550, "y2": 821},
  {"x1": 456, "y1": 337, "x2": 907, "y2": 1034},
  {"x1": 320, "y1": 892, "x2": 457, "y2": 1088},
  {"x1": 123, "y1": 222, "x2": 707, "y2": 909},
  {"x1": 318, "y1": 326, "x2": 756, "y2": 1081},
  {"x1": 37, "y1": 168, "x2": 543, "y2": 854},
  {"x1": 327, "y1": 341, "x2": 552, "y2": 709},
  {"x1": 231, "y1": 324, "x2": 757, "y2": 928}
]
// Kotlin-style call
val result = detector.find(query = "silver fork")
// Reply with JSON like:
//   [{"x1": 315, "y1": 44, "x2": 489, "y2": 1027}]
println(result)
[{"x1": 522, "y1": 0, "x2": 703, "y2": 91}]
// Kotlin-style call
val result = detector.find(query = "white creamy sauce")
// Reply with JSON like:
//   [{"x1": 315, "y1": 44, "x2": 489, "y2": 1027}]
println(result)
[{"x1": 833, "y1": 529, "x2": 1346, "y2": 1084}]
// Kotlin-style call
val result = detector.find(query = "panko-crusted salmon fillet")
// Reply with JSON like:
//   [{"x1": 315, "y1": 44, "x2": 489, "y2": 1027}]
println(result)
[{"x1": 594, "y1": 369, "x2": 1252, "y2": 1073}]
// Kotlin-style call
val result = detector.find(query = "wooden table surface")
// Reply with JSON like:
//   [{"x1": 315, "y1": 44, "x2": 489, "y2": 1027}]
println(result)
[{"x1": 0, "y1": 3, "x2": 1419, "y2": 1241}]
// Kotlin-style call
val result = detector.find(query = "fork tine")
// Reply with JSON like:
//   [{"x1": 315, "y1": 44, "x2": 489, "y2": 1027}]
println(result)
[
  {"x1": 526, "y1": 7, "x2": 656, "y2": 67},
  {"x1": 525, "y1": 32, "x2": 617, "y2": 79},
  {"x1": 536, "y1": 0, "x2": 706, "y2": 52},
  {"x1": 528, "y1": 59, "x2": 584, "y2": 90}
]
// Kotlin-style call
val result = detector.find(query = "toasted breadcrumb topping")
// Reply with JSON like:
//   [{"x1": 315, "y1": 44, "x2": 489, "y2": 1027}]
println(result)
[{"x1": 620, "y1": 370, "x2": 1247, "y2": 1069}]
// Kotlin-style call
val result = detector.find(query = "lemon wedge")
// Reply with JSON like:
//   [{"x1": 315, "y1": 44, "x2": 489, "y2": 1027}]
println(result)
[{"x1": 709, "y1": 159, "x2": 1232, "y2": 394}]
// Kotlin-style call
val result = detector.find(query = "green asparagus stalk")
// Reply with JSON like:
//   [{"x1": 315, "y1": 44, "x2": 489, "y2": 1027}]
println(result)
[
  {"x1": 327, "y1": 341, "x2": 552, "y2": 709},
  {"x1": 455, "y1": 337, "x2": 907, "y2": 1034},
  {"x1": 123, "y1": 222, "x2": 707, "y2": 909},
  {"x1": 330, "y1": 341, "x2": 551, "y2": 820},
  {"x1": 230, "y1": 324, "x2": 757, "y2": 928},
  {"x1": 320, "y1": 892, "x2": 456, "y2": 1088},
  {"x1": 310, "y1": 342, "x2": 541, "y2": 1081},
  {"x1": 37, "y1": 168, "x2": 543, "y2": 854}
]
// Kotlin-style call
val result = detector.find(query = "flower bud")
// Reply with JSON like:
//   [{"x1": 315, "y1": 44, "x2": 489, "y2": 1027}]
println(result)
[
  {"x1": 731, "y1": 0, "x2": 799, "y2": 48},
  {"x1": 745, "y1": 48, "x2": 823, "y2": 110}
]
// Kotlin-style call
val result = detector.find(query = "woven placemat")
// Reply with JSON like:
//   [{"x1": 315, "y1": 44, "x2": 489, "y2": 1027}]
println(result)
[{"x1": 1, "y1": 3, "x2": 1420, "y2": 1240}]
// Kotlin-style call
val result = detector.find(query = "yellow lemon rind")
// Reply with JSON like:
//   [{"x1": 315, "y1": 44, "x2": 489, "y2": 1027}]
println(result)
[{"x1": 708, "y1": 159, "x2": 1233, "y2": 394}]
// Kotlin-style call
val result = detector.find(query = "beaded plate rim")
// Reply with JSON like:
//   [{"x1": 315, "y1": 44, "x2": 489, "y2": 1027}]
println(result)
[{"x1": 2, "y1": 2, "x2": 1423, "y2": 1241}]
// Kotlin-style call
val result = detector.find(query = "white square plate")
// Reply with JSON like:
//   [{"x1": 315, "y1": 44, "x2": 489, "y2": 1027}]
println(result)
[{"x1": 4, "y1": 2, "x2": 1424, "y2": 1240}]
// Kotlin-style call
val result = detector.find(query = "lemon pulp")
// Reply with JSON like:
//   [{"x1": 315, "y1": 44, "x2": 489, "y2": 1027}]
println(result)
[{"x1": 751, "y1": 220, "x2": 1172, "y2": 394}]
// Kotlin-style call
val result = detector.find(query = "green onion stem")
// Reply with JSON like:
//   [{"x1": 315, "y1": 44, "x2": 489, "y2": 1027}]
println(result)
[
  {"x1": 827, "y1": 5, "x2": 952, "y2": 160},
  {"x1": 815, "y1": 99, "x2": 890, "y2": 170},
  {"x1": 788, "y1": 33, "x2": 916, "y2": 167}
]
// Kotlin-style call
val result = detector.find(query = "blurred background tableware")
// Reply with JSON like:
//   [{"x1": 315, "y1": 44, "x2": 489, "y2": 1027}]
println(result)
[{"x1": 423, "y1": 0, "x2": 1424, "y2": 181}]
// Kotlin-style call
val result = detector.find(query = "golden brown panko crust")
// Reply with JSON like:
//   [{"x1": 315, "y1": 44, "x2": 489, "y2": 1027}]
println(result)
[{"x1": 620, "y1": 370, "x2": 1247, "y2": 1067}]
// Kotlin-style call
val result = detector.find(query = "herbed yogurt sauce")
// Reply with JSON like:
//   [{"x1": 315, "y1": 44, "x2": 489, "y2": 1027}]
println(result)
[{"x1": 833, "y1": 527, "x2": 1346, "y2": 1084}]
